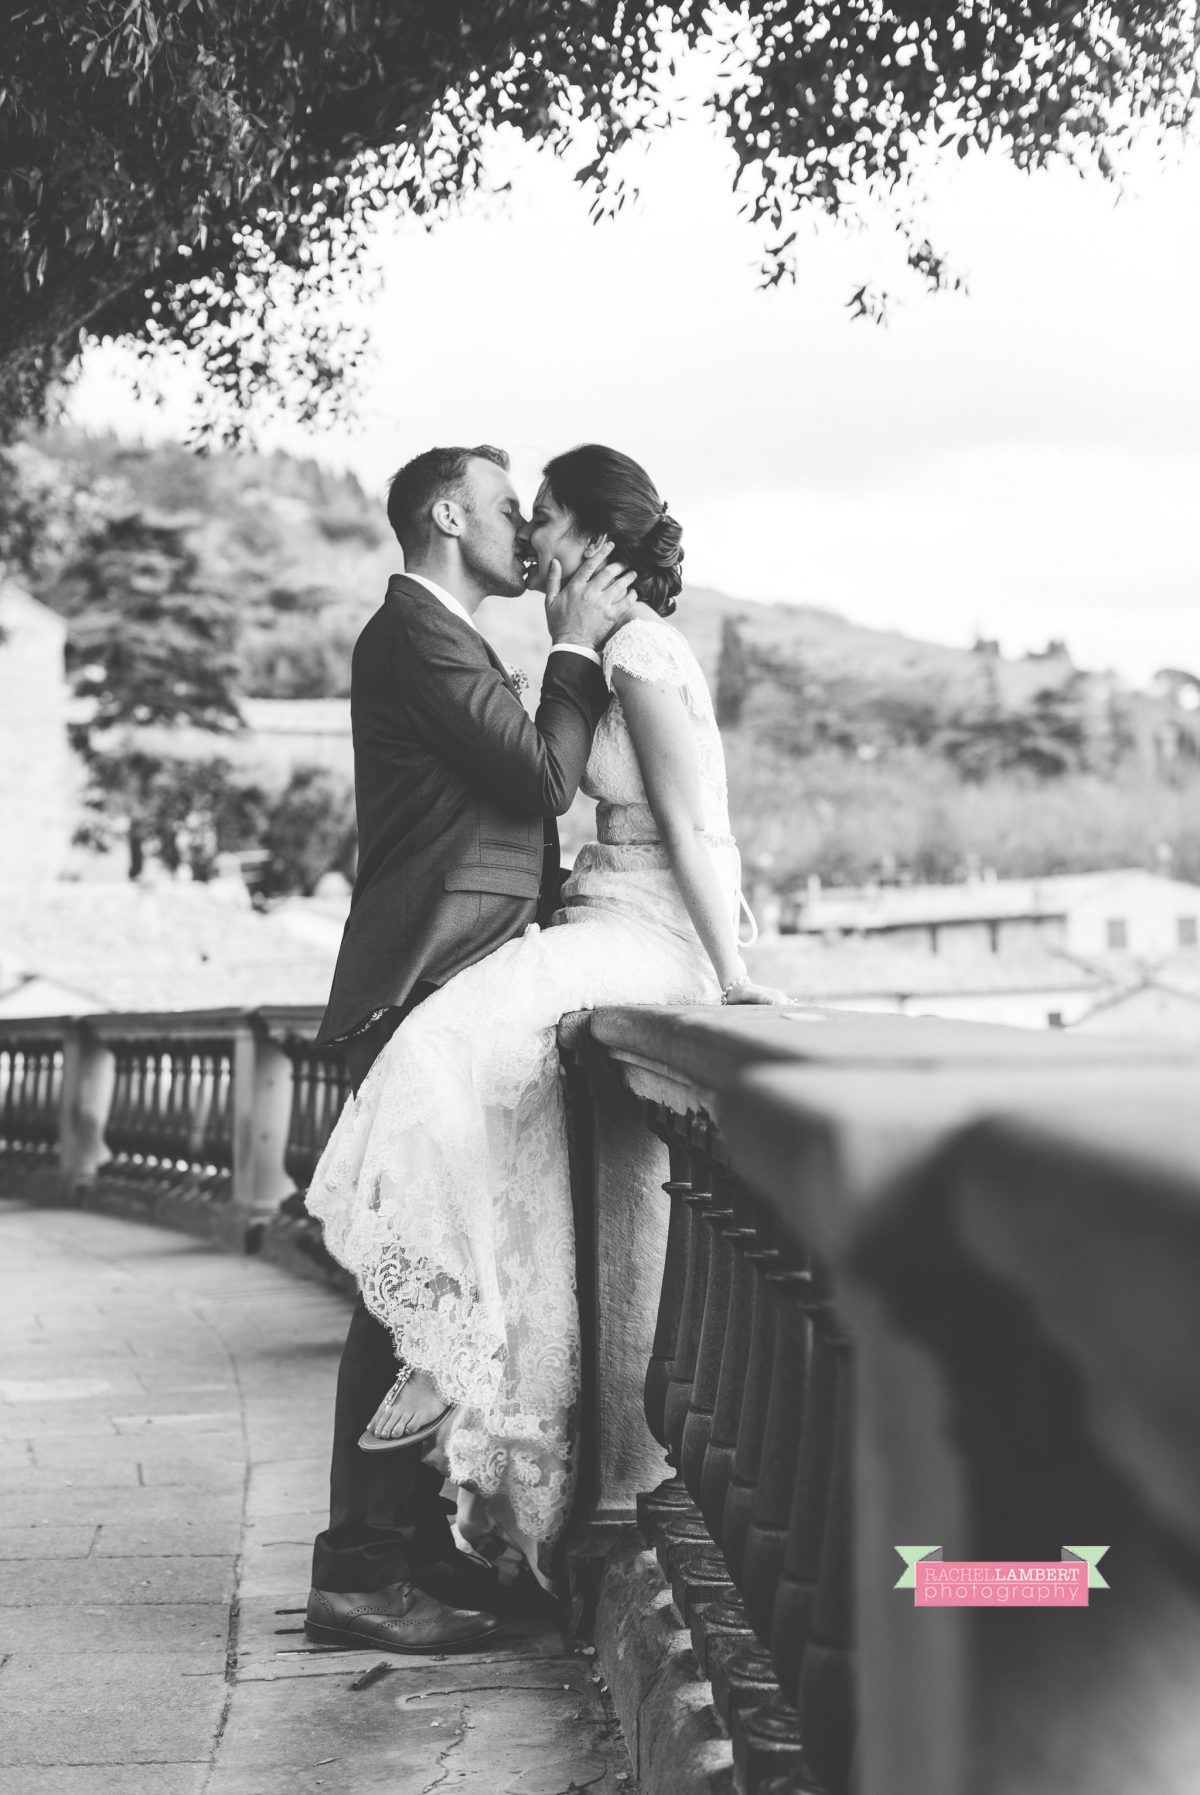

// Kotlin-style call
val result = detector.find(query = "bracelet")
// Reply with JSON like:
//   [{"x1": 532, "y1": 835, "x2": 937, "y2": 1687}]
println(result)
[{"x1": 720, "y1": 975, "x2": 753, "y2": 1005}]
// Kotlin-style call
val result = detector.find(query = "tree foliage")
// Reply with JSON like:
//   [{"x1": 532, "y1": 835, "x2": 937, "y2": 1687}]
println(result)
[
  {"x1": 56, "y1": 508, "x2": 243, "y2": 732},
  {"x1": 253, "y1": 764, "x2": 358, "y2": 900},
  {"x1": 75, "y1": 749, "x2": 262, "y2": 880},
  {"x1": 75, "y1": 751, "x2": 356, "y2": 890},
  {"x1": 2, "y1": 0, "x2": 1195, "y2": 428}
]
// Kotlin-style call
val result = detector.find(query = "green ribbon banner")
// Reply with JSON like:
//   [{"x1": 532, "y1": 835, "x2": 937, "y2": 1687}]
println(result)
[
  {"x1": 1062, "y1": 1546, "x2": 1110, "y2": 1589},
  {"x1": 894, "y1": 1547, "x2": 943, "y2": 1589}
]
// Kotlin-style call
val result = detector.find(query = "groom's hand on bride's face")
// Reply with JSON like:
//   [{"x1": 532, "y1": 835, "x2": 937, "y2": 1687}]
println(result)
[{"x1": 545, "y1": 540, "x2": 639, "y2": 649}]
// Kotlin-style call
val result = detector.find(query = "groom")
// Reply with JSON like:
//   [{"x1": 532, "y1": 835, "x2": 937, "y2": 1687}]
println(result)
[{"x1": 305, "y1": 444, "x2": 635, "y2": 1653}]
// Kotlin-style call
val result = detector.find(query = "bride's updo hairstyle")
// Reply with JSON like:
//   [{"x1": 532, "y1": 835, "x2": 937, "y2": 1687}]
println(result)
[{"x1": 541, "y1": 444, "x2": 684, "y2": 616}]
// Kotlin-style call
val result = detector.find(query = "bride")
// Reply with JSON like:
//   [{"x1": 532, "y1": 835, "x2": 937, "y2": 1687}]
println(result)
[{"x1": 305, "y1": 443, "x2": 787, "y2": 1588}]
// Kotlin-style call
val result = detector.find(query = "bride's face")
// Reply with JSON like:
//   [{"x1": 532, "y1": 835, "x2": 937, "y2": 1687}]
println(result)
[{"x1": 522, "y1": 479, "x2": 594, "y2": 591}]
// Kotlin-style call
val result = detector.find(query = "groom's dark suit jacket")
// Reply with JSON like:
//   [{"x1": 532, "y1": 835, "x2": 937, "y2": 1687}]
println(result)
[{"x1": 317, "y1": 574, "x2": 609, "y2": 1047}]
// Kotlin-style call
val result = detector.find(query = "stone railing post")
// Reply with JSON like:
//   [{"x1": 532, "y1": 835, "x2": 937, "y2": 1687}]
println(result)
[
  {"x1": 561, "y1": 1018, "x2": 672, "y2": 1581},
  {"x1": 58, "y1": 1020, "x2": 115, "y2": 1201},
  {"x1": 231, "y1": 1016, "x2": 295, "y2": 1240}
]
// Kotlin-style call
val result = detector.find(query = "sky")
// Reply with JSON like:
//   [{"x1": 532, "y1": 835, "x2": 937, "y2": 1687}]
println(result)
[{"x1": 68, "y1": 89, "x2": 1200, "y2": 687}]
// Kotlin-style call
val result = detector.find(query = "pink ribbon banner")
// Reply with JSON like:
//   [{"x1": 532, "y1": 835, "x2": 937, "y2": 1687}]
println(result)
[{"x1": 895, "y1": 1547, "x2": 1109, "y2": 1607}]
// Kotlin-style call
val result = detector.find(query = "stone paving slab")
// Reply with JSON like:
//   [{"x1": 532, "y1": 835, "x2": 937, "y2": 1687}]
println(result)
[
  {"x1": 0, "y1": 1200, "x2": 635, "y2": 1795},
  {"x1": 0, "y1": 1654, "x2": 227, "y2": 1767},
  {"x1": 0, "y1": 1554, "x2": 239, "y2": 1607},
  {"x1": 207, "y1": 1658, "x2": 624, "y2": 1794},
  {"x1": 3, "y1": 1602, "x2": 229, "y2": 1656},
  {"x1": 5, "y1": 1768, "x2": 209, "y2": 1795}
]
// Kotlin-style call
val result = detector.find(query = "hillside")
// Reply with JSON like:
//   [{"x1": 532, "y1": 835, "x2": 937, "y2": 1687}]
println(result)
[{"x1": 5, "y1": 430, "x2": 1200, "y2": 892}]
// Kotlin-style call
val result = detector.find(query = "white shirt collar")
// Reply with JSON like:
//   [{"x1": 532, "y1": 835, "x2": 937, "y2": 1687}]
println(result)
[{"x1": 404, "y1": 572, "x2": 478, "y2": 634}]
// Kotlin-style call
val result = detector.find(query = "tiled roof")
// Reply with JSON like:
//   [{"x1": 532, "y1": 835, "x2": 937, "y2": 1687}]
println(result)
[
  {"x1": 745, "y1": 938, "x2": 1111, "y2": 999},
  {"x1": 794, "y1": 868, "x2": 1200, "y2": 931},
  {"x1": 0, "y1": 880, "x2": 336, "y2": 1014},
  {"x1": 1, "y1": 880, "x2": 1146, "y2": 1017}
]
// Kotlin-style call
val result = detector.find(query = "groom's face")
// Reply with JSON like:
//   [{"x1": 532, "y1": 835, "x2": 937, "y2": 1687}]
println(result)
[{"x1": 457, "y1": 457, "x2": 529, "y2": 599}]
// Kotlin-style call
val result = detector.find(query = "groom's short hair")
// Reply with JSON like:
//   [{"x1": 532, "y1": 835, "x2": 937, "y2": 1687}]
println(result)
[{"x1": 387, "y1": 445, "x2": 510, "y2": 562}]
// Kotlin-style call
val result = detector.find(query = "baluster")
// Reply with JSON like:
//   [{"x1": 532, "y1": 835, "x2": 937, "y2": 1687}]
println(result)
[
  {"x1": 214, "y1": 1046, "x2": 235, "y2": 1175},
  {"x1": 709, "y1": 1636, "x2": 781, "y2": 1736},
  {"x1": 740, "y1": 1269, "x2": 817, "y2": 1646},
  {"x1": 721, "y1": 1245, "x2": 783, "y2": 1586},
  {"x1": 283, "y1": 1045, "x2": 310, "y2": 1189},
  {"x1": 662, "y1": 1153, "x2": 718, "y2": 1466},
  {"x1": 700, "y1": 1208, "x2": 765, "y2": 1538},
  {"x1": 204, "y1": 1046, "x2": 224, "y2": 1193},
  {"x1": 117, "y1": 1048, "x2": 137, "y2": 1158},
  {"x1": 189, "y1": 1047, "x2": 212, "y2": 1170},
  {"x1": 139, "y1": 1047, "x2": 162, "y2": 1167},
  {"x1": 655, "y1": 1509, "x2": 711, "y2": 1586},
  {"x1": 709, "y1": 1245, "x2": 792, "y2": 1739},
  {"x1": 770, "y1": 1304, "x2": 841, "y2": 1701},
  {"x1": 734, "y1": 1688, "x2": 816, "y2": 1795},
  {"x1": 727, "y1": 1267, "x2": 845, "y2": 1795},
  {"x1": 689, "y1": 1587, "x2": 759, "y2": 1684},
  {"x1": 104, "y1": 1049, "x2": 125, "y2": 1161},
  {"x1": 32, "y1": 1046, "x2": 56, "y2": 1144},
  {"x1": 314, "y1": 1052, "x2": 337, "y2": 1162},
  {"x1": 13, "y1": 1048, "x2": 30, "y2": 1138},
  {"x1": 643, "y1": 1139, "x2": 694, "y2": 1449},
  {"x1": 637, "y1": 1131, "x2": 701, "y2": 1544},
  {"x1": 136, "y1": 1047, "x2": 154, "y2": 1167},
  {"x1": 14, "y1": 1048, "x2": 31, "y2": 1138},
  {"x1": 25, "y1": 1048, "x2": 39, "y2": 1135},
  {"x1": 679, "y1": 1167, "x2": 748, "y2": 1498},
  {"x1": 120, "y1": 1047, "x2": 142, "y2": 1167},
  {"x1": 795, "y1": 1337, "x2": 855, "y2": 1795}
]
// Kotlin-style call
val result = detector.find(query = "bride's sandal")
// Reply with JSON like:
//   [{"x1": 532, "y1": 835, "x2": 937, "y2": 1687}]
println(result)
[{"x1": 358, "y1": 1366, "x2": 457, "y2": 1453}]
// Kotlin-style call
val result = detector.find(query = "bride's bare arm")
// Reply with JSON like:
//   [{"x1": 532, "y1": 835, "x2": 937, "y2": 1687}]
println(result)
[{"x1": 612, "y1": 667, "x2": 771, "y2": 997}]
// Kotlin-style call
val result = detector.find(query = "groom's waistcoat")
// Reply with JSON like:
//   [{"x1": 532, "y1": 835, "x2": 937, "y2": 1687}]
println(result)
[{"x1": 316, "y1": 576, "x2": 608, "y2": 1046}]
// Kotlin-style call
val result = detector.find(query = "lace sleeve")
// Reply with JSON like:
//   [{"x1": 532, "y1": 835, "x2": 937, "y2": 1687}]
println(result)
[{"x1": 602, "y1": 618, "x2": 691, "y2": 691}]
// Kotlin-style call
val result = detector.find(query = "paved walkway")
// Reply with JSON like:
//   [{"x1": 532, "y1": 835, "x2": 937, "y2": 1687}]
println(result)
[{"x1": 0, "y1": 1201, "x2": 633, "y2": 1795}]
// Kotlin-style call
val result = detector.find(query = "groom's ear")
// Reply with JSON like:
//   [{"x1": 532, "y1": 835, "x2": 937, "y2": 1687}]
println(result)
[{"x1": 431, "y1": 498, "x2": 463, "y2": 538}]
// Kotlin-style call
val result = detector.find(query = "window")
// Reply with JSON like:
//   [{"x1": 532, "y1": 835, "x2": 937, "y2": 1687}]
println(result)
[
  {"x1": 1179, "y1": 916, "x2": 1198, "y2": 949},
  {"x1": 1105, "y1": 918, "x2": 1128, "y2": 951}
]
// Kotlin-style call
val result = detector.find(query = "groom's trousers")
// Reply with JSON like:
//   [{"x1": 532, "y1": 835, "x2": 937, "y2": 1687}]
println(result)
[{"x1": 310, "y1": 988, "x2": 456, "y2": 1593}]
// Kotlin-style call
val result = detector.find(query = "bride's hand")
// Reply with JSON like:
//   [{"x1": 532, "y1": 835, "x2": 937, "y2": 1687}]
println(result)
[
  {"x1": 722, "y1": 978, "x2": 796, "y2": 1006},
  {"x1": 545, "y1": 541, "x2": 639, "y2": 650}
]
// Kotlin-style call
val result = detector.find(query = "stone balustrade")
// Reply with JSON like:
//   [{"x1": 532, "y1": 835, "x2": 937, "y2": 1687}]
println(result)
[{"x1": 3, "y1": 1002, "x2": 1200, "y2": 1795}]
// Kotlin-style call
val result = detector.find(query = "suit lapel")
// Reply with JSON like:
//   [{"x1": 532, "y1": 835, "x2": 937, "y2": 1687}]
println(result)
[{"x1": 385, "y1": 574, "x2": 518, "y2": 695}]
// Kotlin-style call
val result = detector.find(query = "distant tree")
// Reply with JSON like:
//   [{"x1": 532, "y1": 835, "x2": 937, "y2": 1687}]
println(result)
[
  {"x1": 57, "y1": 509, "x2": 242, "y2": 733},
  {"x1": 937, "y1": 671, "x2": 1094, "y2": 782},
  {"x1": 75, "y1": 752, "x2": 356, "y2": 890},
  {"x1": 1014, "y1": 679, "x2": 1091, "y2": 779},
  {"x1": 715, "y1": 617, "x2": 751, "y2": 729},
  {"x1": 254, "y1": 764, "x2": 357, "y2": 900},
  {"x1": 910, "y1": 803, "x2": 963, "y2": 883},
  {"x1": 242, "y1": 611, "x2": 360, "y2": 700},
  {"x1": 0, "y1": 437, "x2": 103, "y2": 591},
  {"x1": 2, "y1": 1, "x2": 1193, "y2": 429},
  {"x1": 47, "y1": 504, "x2": 245, "y2": 875},
  {"x1": 75, "y1": 750, "x2": 265, "y2": 881}
]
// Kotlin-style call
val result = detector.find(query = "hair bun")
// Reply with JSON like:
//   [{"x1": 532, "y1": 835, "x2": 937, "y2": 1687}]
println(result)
[{"x1": 636, "y1": 511, "x2": 684, "y2": 616}]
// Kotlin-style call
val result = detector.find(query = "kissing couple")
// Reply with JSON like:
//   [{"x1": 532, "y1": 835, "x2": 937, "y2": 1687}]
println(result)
[{"x1": 303, "y1": 441, "x2": 788, "y2": 1653}]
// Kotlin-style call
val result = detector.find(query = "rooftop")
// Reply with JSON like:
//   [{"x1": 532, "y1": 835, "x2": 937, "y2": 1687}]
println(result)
[
  {"x1": 0, "y1": 879, "x2": 336, "y2": 1014},
  {"x1": 792, "y1": 867, "x2": 1200, "y2": 932},
  {"x1": 745, "y1": 938, "x2": 1110, "y2": 1000}
]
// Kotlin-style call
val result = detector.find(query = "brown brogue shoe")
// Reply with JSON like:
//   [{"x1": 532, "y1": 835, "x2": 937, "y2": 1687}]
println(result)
[{"x1": 304, "y1": 1581, "x2": 499, "y2": 1653}]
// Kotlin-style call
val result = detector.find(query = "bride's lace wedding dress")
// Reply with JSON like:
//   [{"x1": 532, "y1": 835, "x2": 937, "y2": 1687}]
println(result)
[{"x1": 305, "y1": 614, "x2": 744, "y2": 1580}]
